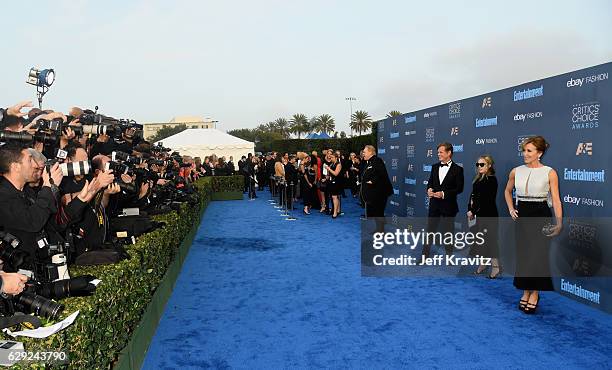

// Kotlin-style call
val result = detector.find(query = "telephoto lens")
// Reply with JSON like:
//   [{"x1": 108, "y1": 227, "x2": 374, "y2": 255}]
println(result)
[
  {"x1": 80, "y1": 124, "x2": 115, "y2": 136},
  {"x1": 59, "y1": 160, "x2": 91, "y2": 177},
  {"x1": 16, "y1": 292, "x2": 64, "y2": 320}
]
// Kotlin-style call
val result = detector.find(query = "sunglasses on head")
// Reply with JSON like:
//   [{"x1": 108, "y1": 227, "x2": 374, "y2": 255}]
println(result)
[{"x1": 476, "y1": 162, "x2": 487, "y2": 167}]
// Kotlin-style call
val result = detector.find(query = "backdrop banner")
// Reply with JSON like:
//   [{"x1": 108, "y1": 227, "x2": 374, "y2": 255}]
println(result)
[{"x1": 377, "y1": 62, "x2": 611, "y2": 313}]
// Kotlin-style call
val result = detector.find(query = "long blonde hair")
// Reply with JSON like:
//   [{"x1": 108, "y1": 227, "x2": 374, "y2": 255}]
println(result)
[{"x1": 473, "y1": 154, "x2": 495, "y2": 184}]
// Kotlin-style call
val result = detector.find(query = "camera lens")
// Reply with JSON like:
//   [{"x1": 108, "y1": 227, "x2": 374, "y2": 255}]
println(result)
[{"x1": 17, "y1": 292, "x2": 64, "y2": 320}]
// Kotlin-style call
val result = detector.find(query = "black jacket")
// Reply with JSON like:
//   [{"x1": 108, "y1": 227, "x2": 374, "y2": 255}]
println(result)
[
  {"x1": 467, "y1": 175, "x2": 498, "y2": 217},
  {"x1": 0, "y1": 178, "x2": 59, "y2": 259},
  {"x1": 426, "y1": 162, "x2": 464, "y2": 216},
  {"x1": 361, "y1": 156, "x2": 393, "y2": 204}
]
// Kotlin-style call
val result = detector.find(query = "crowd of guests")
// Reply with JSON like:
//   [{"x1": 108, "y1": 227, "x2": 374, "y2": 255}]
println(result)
[{"x1": 236, "y1": 147, "x2": 388, "y2": 219}]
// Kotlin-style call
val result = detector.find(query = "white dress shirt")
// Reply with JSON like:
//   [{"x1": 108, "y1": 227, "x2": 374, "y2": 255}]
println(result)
[{"x1": 438, "y1": 160, "x2": 452, "y2": 199}]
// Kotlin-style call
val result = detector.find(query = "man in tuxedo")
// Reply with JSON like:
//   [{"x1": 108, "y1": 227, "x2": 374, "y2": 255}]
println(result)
[
  {"x1": 422, "y1": 142, "x2": 464, "y2": 257},
  {"x1": 361, "y1": 145, "x2": 393, "y2": 218}
]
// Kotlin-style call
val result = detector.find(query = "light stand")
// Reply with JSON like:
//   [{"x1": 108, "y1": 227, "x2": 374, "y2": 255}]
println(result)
[{"x1": 26, "y1": 68, "x2": 55, "y2": 109}]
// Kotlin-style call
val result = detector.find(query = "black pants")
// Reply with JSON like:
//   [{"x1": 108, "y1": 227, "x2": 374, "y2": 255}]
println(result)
[
  {"x1": 422, "y1": 212, "x2": 455, "y2": 256},
  {"x1": 366, "y1": 197, "x2": 388, "y2": 233}
]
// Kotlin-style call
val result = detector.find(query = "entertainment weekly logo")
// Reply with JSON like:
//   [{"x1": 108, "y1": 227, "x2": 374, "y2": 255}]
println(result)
[
  {"x1": 566, "y1": 72, "x2": 609, "y2": 88},
  {"x1": 390, "y1": 132, "x2": 400, "y2": 139},
  {"x1": 513, "y1": 84, "x2": 544, "y2": 101},
  {"x1": 475, "y1": 116, "x2": 498, "y2": 128},
  {"x1": 405, "y1": 115, "x2": 417, "y2": 124},
  {"x1": 563, "y1": 168, "x2": 605, "y2": 183},
  {"x1": 571, "y1": 102, "x2": 599, "y2": 130},
  {"x1": 452, "y1": 144, "x2": 464, "y2": 153}
]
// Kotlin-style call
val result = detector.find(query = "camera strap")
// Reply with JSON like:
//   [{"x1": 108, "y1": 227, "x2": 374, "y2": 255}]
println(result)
[{"x1": 0, "y1": 313, "x2": 42, "y2": 330}]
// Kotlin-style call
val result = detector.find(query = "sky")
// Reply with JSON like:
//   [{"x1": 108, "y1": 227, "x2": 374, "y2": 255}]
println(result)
[{"x1": 2, "y1": 0, "x2": 611, "y2": 135}]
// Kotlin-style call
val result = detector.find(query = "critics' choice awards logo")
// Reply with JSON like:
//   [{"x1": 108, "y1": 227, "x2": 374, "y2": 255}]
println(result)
[
  {"x1": 407, "y1": 163, "x2": 414, "y2": 172},
  {"x1": 482, "y1": 96, "x2": 492, "y2": 108},
  {"x1": 425, "y1": 127, "x2": 435, "y2": 142},
  {"x1": 566, "y1": 72, "x2": 609, "y2": 88},
  {"x1": 514, "y1": 111, "x2": 543, "y2": 123},
  {"x1": 406, "y1": 145, "x2": 415, "y2": 158},
  {"x1": 571, "y1": 102, "x2": 599, "y2": 130},
  {"x1": 406, "y1": 206, "x2": 415, "y2": 216},
  {"x1": 391, "y1": 158, "x2": 399, "y2": 170},
  {"x1": 475, "y1": 137, "x2": 498, "y2": 145},
  {"x1": 392, "y1": 175, "x2": 397, "y2": 183},
  {"x1": 513, "y1": 84, "x2": 544, "y2": 101},
  {"x1": 563, "y1": 168, "x2": 605, "y2": 183},
  {"x1": 576, "y1": 142, "x2": 593, "y2": 156},
  {"x1": 516, "y1": 135, "x2": 533, "y2": 157},
  {"x1": 450, "y1": 127, "x2": 459, "y2": 136},
  {"x1": 423, "y1": 111, "x2": 437, "y2": 119},
  {"x1": 475, "y1": 116, "x2": 498, "y2": 128},
  {"x1": 426, "y1": 149, "x2": 434, "y2": 157},
  {"x1": 564, "y1": 194, "x2": 604, "y2": 207},
  {"x1": 449, "y1": 102, "x2": 461, "y2": 119},
  {"x1": 405, "y1": 115, "x2": 417, "y2": 124}
]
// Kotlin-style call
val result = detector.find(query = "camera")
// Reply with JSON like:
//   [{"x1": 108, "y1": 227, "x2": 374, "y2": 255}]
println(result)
[
  {"x1": 0, "y1": 290, "x2": 64, "y2": 320},
  {"x1": 59, "y1": 160, "x2": 92, "y2": 177},
  {"x1": 0, "y1": 232, "x2": 29, "y2": 272}
]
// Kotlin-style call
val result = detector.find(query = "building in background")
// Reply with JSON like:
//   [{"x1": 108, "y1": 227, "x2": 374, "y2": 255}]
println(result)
[{"x1": 143, "y1": 116, "x2": 217, "y2": 139}]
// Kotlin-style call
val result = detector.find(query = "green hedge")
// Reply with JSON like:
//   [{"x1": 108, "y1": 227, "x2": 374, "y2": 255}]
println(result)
[
  {"x1": 4, "y1": 176, "x2": 244, "y2": 369},
  {"x1": 264, "y1": 134, "x2": 376, "y2": 155}
]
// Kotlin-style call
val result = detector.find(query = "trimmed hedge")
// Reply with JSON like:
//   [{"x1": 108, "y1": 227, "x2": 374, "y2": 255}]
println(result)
[
  {"x1": 264, "y1": 134, "x2": 376, "y2": 155},
  {"x1": 4, "y1": 176, "x2": 243, "y2": 369}
]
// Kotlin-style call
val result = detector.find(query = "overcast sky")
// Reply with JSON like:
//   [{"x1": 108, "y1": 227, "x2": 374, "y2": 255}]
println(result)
[{"x1": 2, "y1": 0, "x2": 611, "y2": 134}]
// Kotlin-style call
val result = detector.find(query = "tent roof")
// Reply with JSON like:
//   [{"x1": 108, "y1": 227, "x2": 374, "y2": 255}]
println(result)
[
  {"x1": 156, "y1": 128, "x2": 254, "y2": 150},
  {"x1": 305, "y1": 132, "x2": 331, "y2": 139}
]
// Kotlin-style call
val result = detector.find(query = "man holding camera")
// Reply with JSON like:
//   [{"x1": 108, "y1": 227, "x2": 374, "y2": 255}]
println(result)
[{"x1": 0, "y1": 143, "x2": 64, "y2": 259}]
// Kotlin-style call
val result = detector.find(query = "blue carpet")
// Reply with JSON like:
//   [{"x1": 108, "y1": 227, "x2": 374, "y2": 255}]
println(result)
[{"x1": 143, "y1": 195, "x2": 612, "y2": 369}]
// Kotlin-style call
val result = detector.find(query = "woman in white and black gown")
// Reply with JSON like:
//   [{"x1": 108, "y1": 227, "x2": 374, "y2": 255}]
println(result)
[{"x1": 504, "y1": 136, "x2": 563, "y2": 314}]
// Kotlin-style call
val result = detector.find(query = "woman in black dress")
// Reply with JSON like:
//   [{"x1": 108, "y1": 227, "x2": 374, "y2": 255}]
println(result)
[
  {"x1": 300, "y1": 155, "x2": 316, "y2": 214},
  {"x1": 467, "y1": 155, "x2": 500, "y2": 278},
  {"x1": 504, "y1": 136, "x2": 563, "y2": 314},
  {"x1": 324, "y1": 152, "x2": 343, "y2": 218}
]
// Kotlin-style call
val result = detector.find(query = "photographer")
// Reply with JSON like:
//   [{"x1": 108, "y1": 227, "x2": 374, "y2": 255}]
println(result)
[{"x1": 0, "y1": 143, "x2": 63, "y2": 260}]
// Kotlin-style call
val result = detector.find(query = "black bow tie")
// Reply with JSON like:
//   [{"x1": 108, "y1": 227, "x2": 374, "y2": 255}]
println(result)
[{"x1": 440, "y1": 163, "x2": 449, "y2": 167}]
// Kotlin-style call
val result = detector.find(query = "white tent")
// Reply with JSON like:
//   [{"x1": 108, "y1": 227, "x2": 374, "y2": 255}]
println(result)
[{"x1": 156, "y1": 128, "x2": 254, "y2": 163}]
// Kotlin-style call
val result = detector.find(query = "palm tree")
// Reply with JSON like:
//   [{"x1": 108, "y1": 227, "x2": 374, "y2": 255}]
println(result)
[
  {"x1": 289, "y1": 113, "x2": 309, "y2": 139},
  {"x1": 273, "y1": 118, "x2": 290, "y2": 139},
  {"x1": 387, "y1": 110, "x2": 402, "y2": 118},
  {"x1": 314, "y1": 114, "x2": 335, "y2": 135},
  {"x1": 350, "y1": 110, "x2": 372, "y2": 136}
]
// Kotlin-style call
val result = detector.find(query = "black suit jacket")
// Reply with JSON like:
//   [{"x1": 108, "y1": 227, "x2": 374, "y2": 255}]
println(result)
[
  {"x1": 362, "y1": 156, "x2": 394, "y2": 204},
  {"x1": 426, "y1": 162, "x2": 464, "y2": 216}
]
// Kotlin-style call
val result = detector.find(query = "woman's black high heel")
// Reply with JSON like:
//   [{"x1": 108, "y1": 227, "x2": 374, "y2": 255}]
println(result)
[{"x1": 523, "y1": 296, "x2": 540, "y2": 314}]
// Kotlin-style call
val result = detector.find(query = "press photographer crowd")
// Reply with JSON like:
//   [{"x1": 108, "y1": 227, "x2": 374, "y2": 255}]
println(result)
[{"x1": 0, "y1": 100, "x2": 215, "y2": 331}]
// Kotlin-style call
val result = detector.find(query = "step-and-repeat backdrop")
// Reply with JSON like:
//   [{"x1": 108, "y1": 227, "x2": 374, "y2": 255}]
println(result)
[{"x1": 377, "y1": 62, "x2": 611, "y2": 312}]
